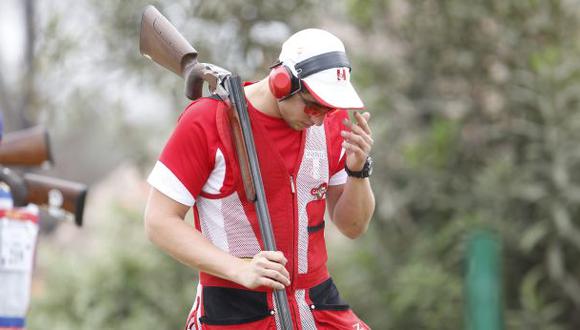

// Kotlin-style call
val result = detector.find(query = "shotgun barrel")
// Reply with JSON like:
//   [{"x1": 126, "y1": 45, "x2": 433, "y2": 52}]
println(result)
[{"x1": 226, "y1": 76, "x2": 294, "y2": 329}]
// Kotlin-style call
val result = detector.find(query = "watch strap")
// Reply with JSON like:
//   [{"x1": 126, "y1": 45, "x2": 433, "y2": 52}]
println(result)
[{"x1": 345, "y1": 156, "x2": 373, "y2": 178}]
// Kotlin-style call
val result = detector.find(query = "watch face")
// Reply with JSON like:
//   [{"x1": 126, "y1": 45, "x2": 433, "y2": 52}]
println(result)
[
  {"x1": 366, "y1": 157, "x2": 373, "y2": 175},
  {"x1": 346, "y1": 156, "x2": 373, "y2": 178}
]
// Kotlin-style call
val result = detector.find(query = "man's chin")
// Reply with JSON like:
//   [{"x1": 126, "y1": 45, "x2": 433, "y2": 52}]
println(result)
[{"x1": 291, "y1": 123, "x2": 307, "y2": 130}]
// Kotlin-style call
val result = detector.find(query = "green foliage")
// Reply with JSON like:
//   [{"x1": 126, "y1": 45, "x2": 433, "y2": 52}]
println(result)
[
  {"x1": 389, "y1": 262, "x2": 462, "y2": 329},
  {"x1": 331, "y1": 0, "x2": 580, "y2": 328},
  {"x1": 27, "y1": 205, "x2": 196, "y2": 330},
  {"x1": 404, "y1": 118, "x2": 460, "y2": 169}
]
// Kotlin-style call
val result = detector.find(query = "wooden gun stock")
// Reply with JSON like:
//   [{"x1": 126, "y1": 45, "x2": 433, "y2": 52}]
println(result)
[
  {"x1": 139, "y1": 5, "x2": 255, "y2": 200},
  {"x1": 140, "y1": 5, "x2": 206, "y2": 100},
  {"x1": 139, "y1": 5, "x2": 198, "y2": 77},
  {"x1": 0, "y1": 126, "x2": 52, "y2": 166},
  {"x1": 23, "y1": 174, "x2": 87, "y2": 226}
]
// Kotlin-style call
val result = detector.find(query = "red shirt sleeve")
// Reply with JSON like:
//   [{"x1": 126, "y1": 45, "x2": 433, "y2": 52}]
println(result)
[{"x1": 148, "y1": 99, "x2": 219, "y2": 205}]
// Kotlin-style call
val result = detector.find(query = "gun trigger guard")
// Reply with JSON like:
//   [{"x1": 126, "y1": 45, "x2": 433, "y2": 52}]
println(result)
[
  {"x1": 198, "y1": 63, "x2": 231, "y2": 100},
  {"x1": 214, "y1": 84, "x2": 230, "y2": 101}
]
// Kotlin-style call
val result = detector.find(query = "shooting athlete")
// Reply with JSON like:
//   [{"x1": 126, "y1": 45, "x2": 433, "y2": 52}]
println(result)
[{"x1": 145, "y1": 28, "x2": 375, "y2": 329}]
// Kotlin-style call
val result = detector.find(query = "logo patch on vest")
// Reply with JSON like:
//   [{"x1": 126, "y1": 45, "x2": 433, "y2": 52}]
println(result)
[{"x1": 310, "y1": 183, "x2": 328, "y2": 200}]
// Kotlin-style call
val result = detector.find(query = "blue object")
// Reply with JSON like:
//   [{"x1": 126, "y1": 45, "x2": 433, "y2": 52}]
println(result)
[{"x1": 0, "y1": 316, "x2": 26, "y2": 327}]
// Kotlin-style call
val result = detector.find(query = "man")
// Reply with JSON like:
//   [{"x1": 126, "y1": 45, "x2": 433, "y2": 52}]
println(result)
[{"x1": 144, "y1": 28, "x2": 375, "y2": 329}]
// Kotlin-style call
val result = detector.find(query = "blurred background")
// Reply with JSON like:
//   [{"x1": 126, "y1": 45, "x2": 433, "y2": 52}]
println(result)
[{"x1": 2, "y1": 0, "x2": 580, "y2": 329}]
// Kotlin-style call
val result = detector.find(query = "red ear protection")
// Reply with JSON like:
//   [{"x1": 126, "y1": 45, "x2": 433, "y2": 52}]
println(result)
[{"x1": 268, "y1": 64, "x2": 299, "y2": 100}]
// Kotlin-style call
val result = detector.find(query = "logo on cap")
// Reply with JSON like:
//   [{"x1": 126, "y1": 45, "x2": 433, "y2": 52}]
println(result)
[{"x1": 337, "y1": 68, "x2": 347, "y2": 81}]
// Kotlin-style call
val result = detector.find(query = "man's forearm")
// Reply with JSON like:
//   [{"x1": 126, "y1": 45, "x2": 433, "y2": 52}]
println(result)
[
  {"x1": 144, "y1": 188, "x2": 291, "y2": 291},
  {"x1": 331, "y1": 177, "x2": 375, "y2": 239},
  {"x1": 145, "y1": 214, "x2": 244, "y2": 282}
]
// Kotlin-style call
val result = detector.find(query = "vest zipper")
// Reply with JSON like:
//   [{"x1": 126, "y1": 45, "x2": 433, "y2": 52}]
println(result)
[
  {"x1": 289, "y1": 174, "x2": 299, "y2": 299},
  {"x1": 289, "y1": 175, "x2": 296, "y2": 194}
]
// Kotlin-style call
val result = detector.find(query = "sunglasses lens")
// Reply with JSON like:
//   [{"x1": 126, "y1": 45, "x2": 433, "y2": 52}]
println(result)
[
  {"x1": 304, "y1": 105, "x2": 318, "y2": 115},
  {"x1": 304, "y1": 104, "x2": 335, "y2": 116},
  {"x1": 300, "y1": 93, "x2": 335, "y2": 116}
]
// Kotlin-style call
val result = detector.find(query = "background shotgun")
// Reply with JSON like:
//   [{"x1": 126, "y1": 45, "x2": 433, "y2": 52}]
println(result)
[
  {"x1": 0, "y1": 167, "x2": 87, "y2": 226},
  {"x1": 23, "y1": 173, "x2": 88, "y2": 227},
  {"x1": 139, "y1": 5, "x2": 294, "y2": 329},
  {"x1": 0, "y1": 125, "x2": 52, "y2": 167}
]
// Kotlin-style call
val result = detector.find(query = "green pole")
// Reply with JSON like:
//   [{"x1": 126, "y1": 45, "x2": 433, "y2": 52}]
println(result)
[{"x1": 465, "y1": 229, "x2": 503, "y2": 330}]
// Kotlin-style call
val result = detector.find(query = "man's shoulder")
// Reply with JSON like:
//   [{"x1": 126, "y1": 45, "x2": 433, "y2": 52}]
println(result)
[{"x1": 178, "y1": 96, "x2": 225, "y2": 125}]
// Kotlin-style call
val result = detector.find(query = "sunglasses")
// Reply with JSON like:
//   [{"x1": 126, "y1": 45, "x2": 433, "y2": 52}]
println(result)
[{"x1": 298, "y1": 92, "x2": 336, "y2": 116}]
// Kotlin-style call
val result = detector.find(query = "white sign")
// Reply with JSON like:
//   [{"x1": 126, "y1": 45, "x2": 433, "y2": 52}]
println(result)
[{"x1": 0, "y1": 218, "x2": 38, "y2": 272}]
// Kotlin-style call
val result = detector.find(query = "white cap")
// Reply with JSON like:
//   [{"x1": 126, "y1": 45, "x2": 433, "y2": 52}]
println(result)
[{"x1": 279, "y1": 29, "x2": 364, "y2": 110}]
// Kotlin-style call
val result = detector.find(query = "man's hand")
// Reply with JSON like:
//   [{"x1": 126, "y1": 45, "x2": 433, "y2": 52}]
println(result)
[
  {"x1": 341, "y1": 112, "x2": 373, "y2": 171},
  {"x1": 233, "y1": 251, "x2": 290, "y2": 290}
]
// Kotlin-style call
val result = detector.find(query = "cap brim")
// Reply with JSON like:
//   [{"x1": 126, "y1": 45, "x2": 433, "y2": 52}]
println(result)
[{"x1": 302, "y1": 68, "x2": 364, "y2": 110}]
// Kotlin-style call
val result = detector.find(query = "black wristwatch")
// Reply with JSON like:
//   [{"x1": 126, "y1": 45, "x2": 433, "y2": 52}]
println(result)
[{"x1": 345, "y1": 156, "x2": 373, "y2": 178}]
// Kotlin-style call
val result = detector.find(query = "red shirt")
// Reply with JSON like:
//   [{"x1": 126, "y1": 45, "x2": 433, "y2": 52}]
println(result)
[{"x1": 249, "y1": 103, "x2": 302, "y2": 174}]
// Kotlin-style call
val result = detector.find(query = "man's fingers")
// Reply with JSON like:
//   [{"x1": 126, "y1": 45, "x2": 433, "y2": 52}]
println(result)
[
  {"x1": 259, "y1": 277, "x2": 285, "y2": 290},
  {"x1": 341, "y1": 130, "x2": 373, "y2": 150},
  {"x1": 343, "y1": 115, "x2": 373, "y2": 143},
  {"x1": 342, "y1": 140, "x2": 369, "y2": 158},
  {"x1": 264, "y1": 260, "x2": 290, "y2": 280},
  {"x1": 260, "y1": 251, "x2": 287, "y2": 265},
  {"x1": 254, "y1": 251, "x2": 290, "y2": 281},
  {"x1": 261, "y1": 258, "x2": 288, "y2": 273},
  {"x1": 342, "y1": 125, "x2": 373, "y2": 148},
  {"x1": 354, "y1": 111, "x2": 372, "y2": 135},
  {"x1": 261, "y1": 268, "x2": 291, "y2": 286}
]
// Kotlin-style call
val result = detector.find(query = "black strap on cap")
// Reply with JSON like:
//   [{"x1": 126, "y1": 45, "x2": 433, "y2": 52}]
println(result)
[{"x1": 295, "y1": 51, "x2": 351, "y2": 79}]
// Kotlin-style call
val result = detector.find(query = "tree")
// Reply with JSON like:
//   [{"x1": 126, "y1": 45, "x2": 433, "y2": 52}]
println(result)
[{"x1": 330, "y1": 0, "x2": 580, "y2": 328}]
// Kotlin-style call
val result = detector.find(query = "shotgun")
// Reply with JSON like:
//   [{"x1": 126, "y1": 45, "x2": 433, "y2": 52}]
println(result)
[
  {"x1": 0, "y1": 167, "x2": 27, "y2": 206},
  {"x1": 0, "y1": 167, "x2": 87, "y2": 226},
  {"x1": 139, "y1": 6, "x2": 293, "y2": 329},
  {"x1": 139, "y1": 7, "x2": 255, "y2": 200},
  {"x1": 0, "y1": 126, "x2": 52, "y2": 167},
  {"x1": 23, "y1": 173, "x2": 88, "y2": 227}
]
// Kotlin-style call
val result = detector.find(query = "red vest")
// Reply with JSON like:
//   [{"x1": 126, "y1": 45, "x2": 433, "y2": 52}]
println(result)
[
  {"x1": 181, "y1": 99, "x2": 370, "y2": 329},
  {"x1": 194, "y1": 101, "x2": 332, "y2": 290}
]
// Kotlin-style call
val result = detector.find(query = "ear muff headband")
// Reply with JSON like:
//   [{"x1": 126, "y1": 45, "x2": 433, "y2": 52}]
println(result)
[
  {"x1": 269, "y1": 51, "x2": 351, "y2": 100},
  {"x1": 295, "y1": 51, "x2": 351, "y2": 78}
]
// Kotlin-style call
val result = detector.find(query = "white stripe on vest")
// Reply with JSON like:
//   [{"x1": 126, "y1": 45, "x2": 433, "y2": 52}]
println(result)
[
  {"x1": 297, "y1": 125, "x2": 329, "y2": 274},
  {"x1": 197, "y1": 192, "x2": 261, "y2": 258}
]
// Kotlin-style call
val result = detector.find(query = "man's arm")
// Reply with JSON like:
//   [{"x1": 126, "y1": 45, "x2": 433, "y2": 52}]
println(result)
[
  {"x1": 143, "y1": 187, "x2": 290, "y2": 290},
  {"x1": 327, "y1": 178, "x2": 374, "y2": 239},
  {"x1": 326, "y1": 111, "x2": 375, "y2": 239}
]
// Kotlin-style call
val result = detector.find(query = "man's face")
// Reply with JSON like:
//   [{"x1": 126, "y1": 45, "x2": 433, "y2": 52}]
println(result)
[{"x1": 278, "y1": 91, "x2": 336, "y2": 131}]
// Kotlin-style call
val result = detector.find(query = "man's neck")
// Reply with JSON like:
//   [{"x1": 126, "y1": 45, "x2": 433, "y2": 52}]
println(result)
[{"x1": 244, "y1": 79, "x2": 282, "y2": 118}]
